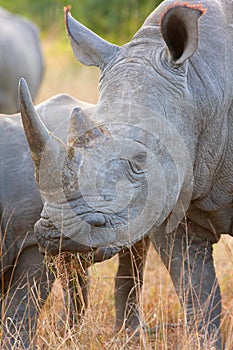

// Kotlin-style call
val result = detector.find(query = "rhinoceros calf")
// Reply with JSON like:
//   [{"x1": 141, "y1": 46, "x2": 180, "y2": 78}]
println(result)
[
  {"x1": 0, "y1": 93, "x2": 148, "y2": 349},
  {"x1": 19, "y1": 0, "x2": 233, "y2": 349},
  {"x1": 0, "y1": 94, "x2": 80, "y2": 348},
  {"x1": 0, "y1": 8, "x2": 44, "y2": 114}
]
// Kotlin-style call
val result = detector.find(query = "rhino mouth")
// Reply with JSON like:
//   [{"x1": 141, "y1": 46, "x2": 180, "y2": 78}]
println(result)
[
  {"x1": 34, "y1": 208, "x2": 127, "y2": 255},
  {"x1": 35, "y1": 221, "x2": 91, "y2": 255},
  {"x1": 35, "y1": 217, "x2": 123, "y2": 261},
  {"x1": 35, "y1": 194, "x2": 135, "y2": 251}
]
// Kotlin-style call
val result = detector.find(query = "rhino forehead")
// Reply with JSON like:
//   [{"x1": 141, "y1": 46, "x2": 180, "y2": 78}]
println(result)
[
  {"x1": 100, "y1": 44, "x2": 159, "y2": 79},
  {"x1": 99, "y1": 48, "x2": 188, "y2": 104}
]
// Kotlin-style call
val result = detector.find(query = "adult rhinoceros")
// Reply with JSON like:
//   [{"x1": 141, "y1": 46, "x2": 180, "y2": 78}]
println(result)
[
  {"x1": 0, "y1": 94, "x2": 148, "y2": 349},
  {"x1": 19, "y1": 0, "x2": 233, "y2": 349},
  {"x1": 0, "y1": 8, "x2": 44, "y2": 114}
]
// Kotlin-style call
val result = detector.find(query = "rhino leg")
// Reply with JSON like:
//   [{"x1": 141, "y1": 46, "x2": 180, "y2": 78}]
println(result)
[
  {"x1": 152, "y1": 223, "x2": 222, "y2": 350},
  {"x1": 114, "y1": 236, "x2": 150, "y2": 332},
  {"x1": 1, "y1": 245, "x2": 54, "y2": 350}
]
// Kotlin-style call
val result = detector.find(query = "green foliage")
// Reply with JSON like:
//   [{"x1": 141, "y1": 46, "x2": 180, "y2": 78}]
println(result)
[
  {"x1": 0, "y1": 0, "x2": 163, "y2": 43},
  {"x1": 68, "y1": 0, "x2": 163, "y2": 43}
]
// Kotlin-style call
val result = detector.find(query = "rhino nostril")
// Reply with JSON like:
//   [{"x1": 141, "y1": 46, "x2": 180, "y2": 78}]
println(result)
[
  {"x1": 86, "y1": 213, "x2": 106, "y2": 227},
  {"x1": 102, "y1": 194, "x2": 115, "y2": 201}
]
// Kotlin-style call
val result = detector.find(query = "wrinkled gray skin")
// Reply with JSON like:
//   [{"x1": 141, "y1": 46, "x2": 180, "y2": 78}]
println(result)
[
  {"x1": 20, "y1": 1, "x2": 233, "y2": 349},
  {"x1": 0, "y1": 8, "x2": 44, "y2": 113},
  {"x1": 0, "y1": 95, "x2": 147, "y2": 349}
]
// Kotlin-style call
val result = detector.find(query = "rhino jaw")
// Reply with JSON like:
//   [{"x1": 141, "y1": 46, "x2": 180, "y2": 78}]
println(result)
[{"x1": 35, "y1": 217, "x2": 92, "y2": 255}]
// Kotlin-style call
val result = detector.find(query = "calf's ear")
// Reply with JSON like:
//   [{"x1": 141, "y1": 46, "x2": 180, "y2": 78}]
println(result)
[
  {"x1": 161, "y1": 4, "x2": 206, "y2": 65},
  {"x1": 64, "y1": 6, "x2": 120, "y2": 69}
]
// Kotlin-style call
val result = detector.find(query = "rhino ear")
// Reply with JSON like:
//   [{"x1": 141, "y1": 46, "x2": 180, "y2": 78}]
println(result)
[
  {"x1": 161, "y1": 5, "x2": 205, "y2": 65},
  {"x1": 64, "y1": 6, "x2": 120, "y2": 69}
]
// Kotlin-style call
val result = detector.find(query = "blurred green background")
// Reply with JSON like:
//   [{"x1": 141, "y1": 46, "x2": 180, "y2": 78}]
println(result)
[
  {"x1": 0, "y1": 0, "x2": 163, "y2": 43},
  {"x1": 0, "y1": 0, "x2": 163, "y2": 103}
]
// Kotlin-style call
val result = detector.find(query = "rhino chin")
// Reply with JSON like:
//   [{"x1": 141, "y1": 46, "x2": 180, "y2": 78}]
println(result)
[
  {"x1": 35, "y1": 220, "x2": 123, "y2": 259},
  {"x1": 35, "y1": 219, "x2": 92, "y2": 255},
  {"x1": 37, "y1": 236, "x2": 93, "y2": 255},
  {"x1": 36, "y1": 235, "x2": 92, "y2": 256}
]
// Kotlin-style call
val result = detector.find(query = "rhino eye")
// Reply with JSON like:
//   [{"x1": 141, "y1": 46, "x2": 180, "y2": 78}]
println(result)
[
  {"x1": 128, "y1": 152, "x2": 147, "y2": 175},
  {"x1": 133, "y1": 151, "x2": 147, "y2": 166}
]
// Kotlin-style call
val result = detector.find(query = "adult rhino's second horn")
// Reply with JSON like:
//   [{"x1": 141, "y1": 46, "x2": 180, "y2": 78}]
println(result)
[{"x1": 67, "y1": 106, "x2": 108, "y2": 148}]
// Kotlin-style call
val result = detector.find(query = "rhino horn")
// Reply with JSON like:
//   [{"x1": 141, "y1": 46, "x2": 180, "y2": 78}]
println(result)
[
  {"x1": 19, "y1": 78, "x2": 53, "y2": 169},
  {"x1": 64, "y1": 6, "x2": 120, "y2": 69},
  {"x1": 19, "y1": 78, "x2": 73, "y2": 190},
  {"x1": 68, "y1": 107, "x2": 109, "y2": 148}
]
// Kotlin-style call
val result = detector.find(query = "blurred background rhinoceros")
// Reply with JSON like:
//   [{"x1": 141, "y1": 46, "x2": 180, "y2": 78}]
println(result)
[{"x1": 0, "y1": 7, "x2": 44, "y2": 113}]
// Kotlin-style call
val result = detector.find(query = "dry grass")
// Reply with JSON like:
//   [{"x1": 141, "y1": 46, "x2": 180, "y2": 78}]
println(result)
[
  {"x1": 214, "y1": 236, "x2": 233, "y2": 349},
  {"x1": 6, "y1": 33, "x2": 233, "y2": 349},
  {"x1": 35, "y1": 236, "x2": 233, "y2": 350}
]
